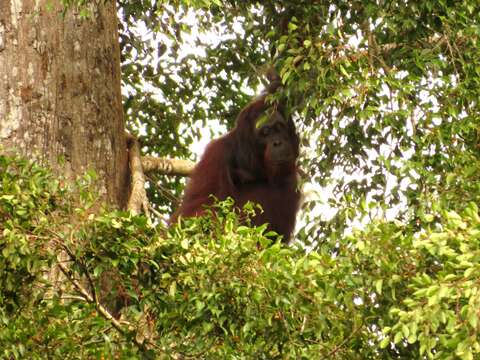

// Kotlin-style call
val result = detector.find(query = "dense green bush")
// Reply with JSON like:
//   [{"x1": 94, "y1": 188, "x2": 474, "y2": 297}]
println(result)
[{"x1": 1, "y1": 154, "x2": 480, "y2": 359}]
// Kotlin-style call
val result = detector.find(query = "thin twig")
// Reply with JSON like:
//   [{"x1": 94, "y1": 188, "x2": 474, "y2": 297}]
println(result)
[
  {"x1": 57, "y1": 262, "x2": 130, "y2": 333},
  {"x1": 325, "y1": 321, "x2": 364, "y2": 358}
]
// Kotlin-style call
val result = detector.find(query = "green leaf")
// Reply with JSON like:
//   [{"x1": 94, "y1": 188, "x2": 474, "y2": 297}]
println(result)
[
  {"x1": 379, "y1": 337, "x2": 390, "y2": 349},
  {"x1": 288, "y1": 22, "x2": 298, "y2": 32},
  {"x1": 169, "y1": 281, "x2": 177, "y2": 297},
  {"x1": 393, "y1": 331, "x2": 403, "y2": 344},
  {"x1": 255, "y1": 114, "x2": 269, "y2": 129}
]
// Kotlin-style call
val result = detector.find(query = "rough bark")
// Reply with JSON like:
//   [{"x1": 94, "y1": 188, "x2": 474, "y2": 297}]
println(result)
[
  {"x1": 141, "y1": 155, "x2": 195, "y2": 176},
  {"x1": 126, "y1": 132, "x2": 148, "y2": 216},
  {"x1": 0, "y1": 0, "x2": 128, "y2": 208}
]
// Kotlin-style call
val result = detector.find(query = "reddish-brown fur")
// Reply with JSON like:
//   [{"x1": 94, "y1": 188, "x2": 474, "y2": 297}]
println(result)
[{"x1": 171, "y1": 94, "x2": 300, "y2": 243}]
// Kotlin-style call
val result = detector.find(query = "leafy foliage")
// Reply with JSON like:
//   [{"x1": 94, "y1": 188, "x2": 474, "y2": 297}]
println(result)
[
  {"x1": 5, "y1": 0, "x2": 480, "y2": 358},
  {"x1": 117, "y1": 1, "x2": 480, "y2": 249},
  {"x1": 3, "y1": 154, "x2": 480, "y2": 358}
]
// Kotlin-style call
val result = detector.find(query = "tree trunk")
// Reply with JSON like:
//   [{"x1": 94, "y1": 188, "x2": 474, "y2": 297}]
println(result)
[{"x1": 0, "y1": 0, "x2": 128, "y2": 208}]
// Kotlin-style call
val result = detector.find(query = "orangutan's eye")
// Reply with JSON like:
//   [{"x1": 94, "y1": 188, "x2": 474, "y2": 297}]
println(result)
[{"x1": 260, "y1": 126, "x2": 270, "y2": 137}]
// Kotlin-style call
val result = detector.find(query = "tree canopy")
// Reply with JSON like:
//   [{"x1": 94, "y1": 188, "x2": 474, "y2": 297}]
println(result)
[{"x1": 120, "y1": 0, "x2": 480, "y2": 245}]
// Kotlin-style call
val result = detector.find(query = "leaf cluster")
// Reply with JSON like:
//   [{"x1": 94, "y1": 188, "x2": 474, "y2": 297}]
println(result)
[
  {"x1": 116, "y1": 1, "x2": 480, "y2": 250},
  {"x1": 3, "y1": 155, "x2": 480, "y2": 358}
]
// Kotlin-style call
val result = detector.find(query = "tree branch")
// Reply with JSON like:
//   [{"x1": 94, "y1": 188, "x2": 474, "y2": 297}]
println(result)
[
  {"x1": 336, "y1": 33, "x2": 463, "y2": 67},
  {"x1": 126, "y1": 132, "x2": 150, "y2": 215},
  {"x1": 56, "y1": 261, "x2": 160, "y2": 352},
  {"x1": 141, "y1": 155, "x2": 195, "y2": 176},
  {"x1": 57, "y1": 262, "x2": 130, "y2": 333}
]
